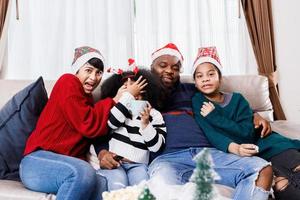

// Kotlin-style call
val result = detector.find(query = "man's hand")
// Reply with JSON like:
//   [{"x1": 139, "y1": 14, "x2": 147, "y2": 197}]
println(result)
[
  {"x1": 253, "y1": 113, "x2": 272, "y2": 138},
  {"x1": 98, "y1": 149, "x2": 120, "y2": 169},
  {"x1": 200, "y1": 102, "x2": 215, "y2": 117}
]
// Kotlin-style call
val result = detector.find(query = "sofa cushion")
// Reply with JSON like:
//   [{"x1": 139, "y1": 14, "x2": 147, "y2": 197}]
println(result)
[
  {"x1": 220, "y1": 75, "x2": 273, "y2": 121},
  {"x1": 0, "y1": 180, "x2": 56, "y2": 200},
  {"x1": 0, "y1": 77, "x2": 48, "y2": 180}
]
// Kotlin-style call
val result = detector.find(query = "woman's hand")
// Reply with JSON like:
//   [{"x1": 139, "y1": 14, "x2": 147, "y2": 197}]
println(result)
[
  {"x1": 228, "y1": 142, "x2": 259, "y2": 157},
  {"x1": 98, "y1": 149, "x2": 120, "y2": 169},
  {"x1": 113, "y1": 85, "x2": 127, "y2": 103},
  {"x1": 253, "y1": 113, "x2": 272, "y2": 138},
  {"x1": 200, "y1": 102, "x2": 215, "y2": 117},
  {"x1": 140, "y1": 103, "x2": 152, "y2": 129}
]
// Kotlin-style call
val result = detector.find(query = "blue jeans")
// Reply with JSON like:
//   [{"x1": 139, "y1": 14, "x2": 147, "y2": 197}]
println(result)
[
  {"x1": 148, "y1": 148, "x2": 270, "y2": 200},
  {"x1": 19, "y1": 150, "x2": 107, "y2": 200},
  {"x1": 97, "y1": 162, "x2": 149, "y2": 191}
]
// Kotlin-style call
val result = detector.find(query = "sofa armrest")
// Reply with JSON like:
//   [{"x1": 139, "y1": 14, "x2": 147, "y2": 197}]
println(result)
[{"x1": 271, "y1": 120, "x2": 300, "y2": 140}]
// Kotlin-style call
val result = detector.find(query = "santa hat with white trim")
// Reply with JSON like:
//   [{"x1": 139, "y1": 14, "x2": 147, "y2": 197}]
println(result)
[
  {"x1": 151, "y1": 43, "x2": 184, "y2": 72},
  {"x1": 192, "y1": 46, "x2": 222, "y2": 75},
  {"x1": 71, "y1": 46, "x2": 105, "y2": 73}
]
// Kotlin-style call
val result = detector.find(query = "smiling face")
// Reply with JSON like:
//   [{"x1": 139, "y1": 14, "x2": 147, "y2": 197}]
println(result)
[
  {"x1": 194, "y1": 62, "x2": 221, "y2": 95},
  {"x1": 151, "y1": 55, "x2": 181, "y2": 89},
  {"x1": 76, "y1": 63, "x2": 103, "y2": 94}
]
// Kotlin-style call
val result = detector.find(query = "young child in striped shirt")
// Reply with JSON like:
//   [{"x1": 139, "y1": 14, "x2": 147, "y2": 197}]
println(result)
[{"x1": 97, "y1": 61, "x2": 167, "y2": 191}]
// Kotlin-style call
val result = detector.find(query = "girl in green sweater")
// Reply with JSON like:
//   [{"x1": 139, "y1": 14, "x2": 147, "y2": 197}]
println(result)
[{"x1": 191, "y1": 46, "x2": 300, "y2": 200}]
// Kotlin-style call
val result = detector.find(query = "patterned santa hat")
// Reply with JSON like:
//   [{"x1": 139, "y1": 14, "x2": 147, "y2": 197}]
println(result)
[
  {"x1": 71, "y1": 46, "x2": 104, "y2": 73},
  {"x1": 192, "y1": 46, "x2": 222, "y2": 75},
  {"x1": 151, "y1": 43, "x2": 184, "y2": 72}
]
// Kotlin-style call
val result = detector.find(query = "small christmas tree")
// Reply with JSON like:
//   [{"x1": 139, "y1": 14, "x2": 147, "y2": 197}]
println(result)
[
  {"x1": 190, "y1": 148, "x2": 214, "y2": 200},
  {"x1": 138, "y1": 186, "x2": 156, "y2": 200}
]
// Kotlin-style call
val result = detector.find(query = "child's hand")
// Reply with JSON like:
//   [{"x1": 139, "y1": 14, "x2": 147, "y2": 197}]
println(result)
[
  {"x1": 126, "y1": 76, "x2": 148, "y2": 97},
  {"x1": 140, "y1": 103, "x2": 151, "y2": 129},
  {"x1": 237, "y1": 144, "x2": 259, "y2": 156},
  {"x1": 228, "y1": 143, "x2": 259, "y2": 157},
  {"x1": 200, "y1": 102, "x2": 215, "y2": 117}
]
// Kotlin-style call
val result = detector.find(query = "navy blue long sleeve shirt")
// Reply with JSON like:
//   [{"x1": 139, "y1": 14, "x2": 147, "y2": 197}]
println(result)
[{"x1": 157, "y1": 83, "x2": 212, "y2": 156}]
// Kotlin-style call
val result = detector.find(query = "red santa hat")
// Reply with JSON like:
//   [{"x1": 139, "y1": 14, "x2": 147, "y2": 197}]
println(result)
[
  {"x1": 151, "y1": 43, "x2": 184, "y2": 72},
  {"x1": 71, "y1": 46, "x2": 104, "y2": 73},
  {"x1": 192, "y1": 46, "x2": 222, "y2": 75}
]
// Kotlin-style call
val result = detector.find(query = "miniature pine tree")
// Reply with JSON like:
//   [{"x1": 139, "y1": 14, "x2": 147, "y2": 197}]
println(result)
[
  {"x1": 138, "y1": 186, "x2": 156, "y2": 200},
  {"x1": 190, "y1": 148, "x2": 214, "y2": 200}
]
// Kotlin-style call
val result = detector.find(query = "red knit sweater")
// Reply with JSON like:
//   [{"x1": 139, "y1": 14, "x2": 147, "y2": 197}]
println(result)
[{"x1": 24, "y1": 74, "x2": 114, "y2": 159}]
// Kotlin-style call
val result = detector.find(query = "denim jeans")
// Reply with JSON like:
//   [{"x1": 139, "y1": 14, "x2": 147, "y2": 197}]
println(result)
[
  {"x1": 19, "y1": 150, "x2": 107, "y2": 200},
  {"x1": 97, "y1": 162, "x2": 149, "y2": 191},
  {"x1": 148, "y1": 148, "x2": 270, "y2": 200}
]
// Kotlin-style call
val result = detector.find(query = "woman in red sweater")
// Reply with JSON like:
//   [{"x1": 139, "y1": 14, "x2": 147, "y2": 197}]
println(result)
[{"x1": 19, "y1": 46, "x2": 146, "y2": 200}]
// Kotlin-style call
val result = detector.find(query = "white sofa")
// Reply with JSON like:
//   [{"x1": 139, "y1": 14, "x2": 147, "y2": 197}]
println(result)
[{"x1": 0, "y1": 74, "x2": 299, "y2": 200}]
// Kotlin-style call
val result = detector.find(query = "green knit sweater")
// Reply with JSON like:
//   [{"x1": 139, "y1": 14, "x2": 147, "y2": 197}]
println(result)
[{"x1": 192, "y1": 92, "x2": 300, "y2": 160}]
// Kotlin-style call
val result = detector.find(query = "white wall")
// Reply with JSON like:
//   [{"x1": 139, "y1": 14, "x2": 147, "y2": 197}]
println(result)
[{"x1": 272, "y1": 0, "x2": 300, "y2": 123}]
